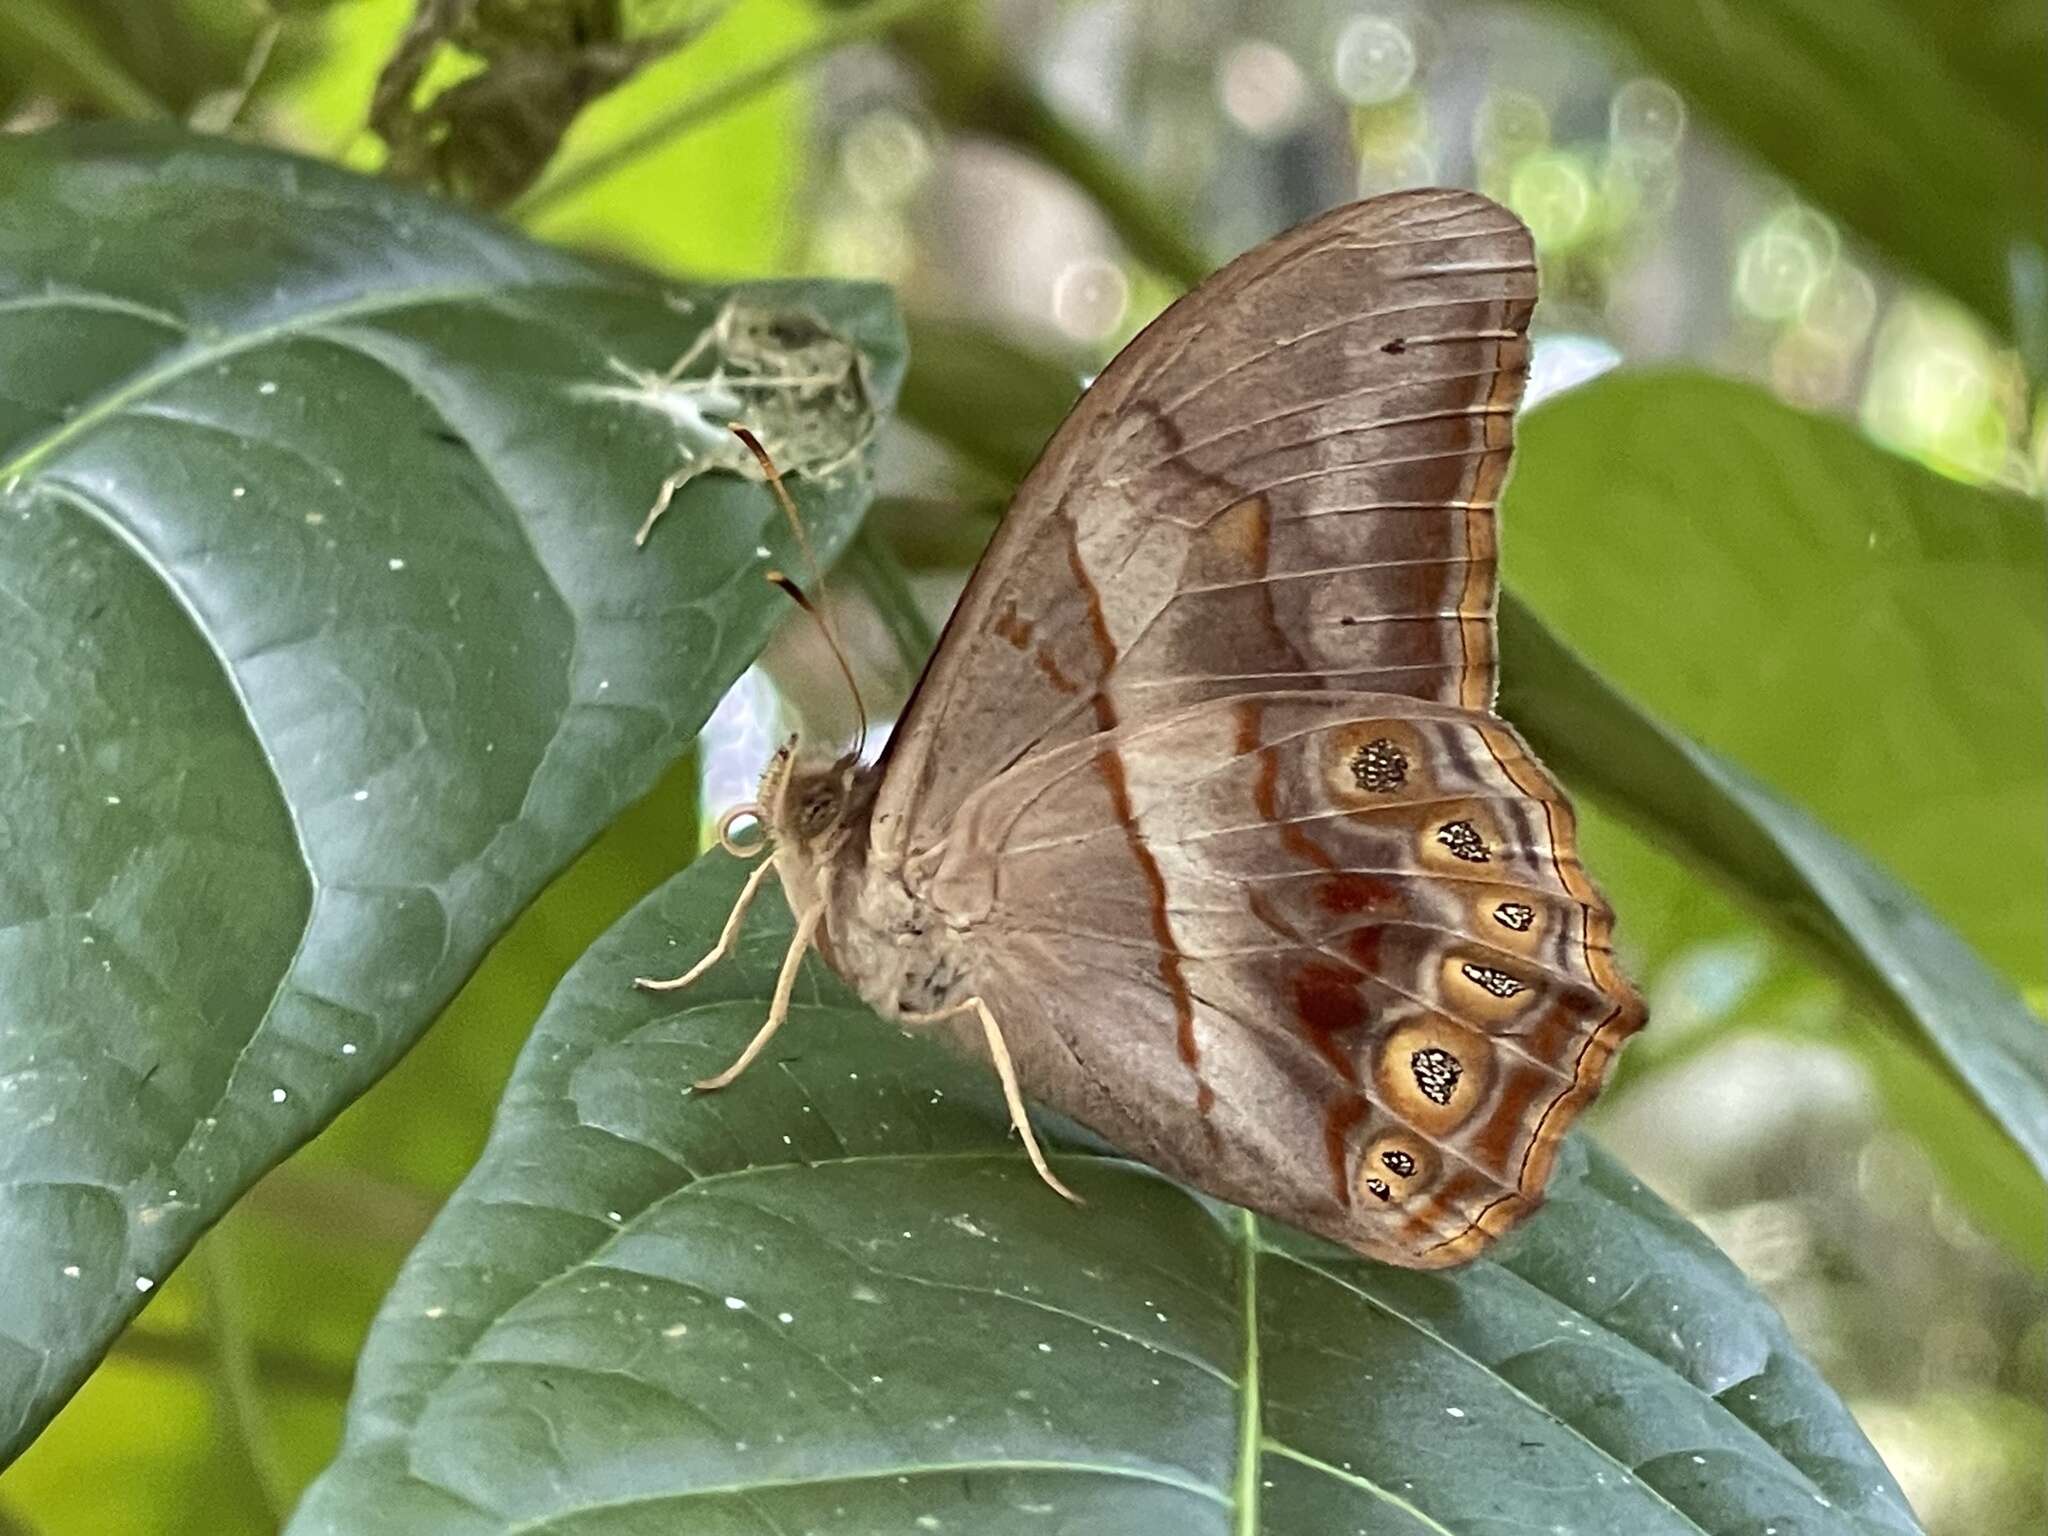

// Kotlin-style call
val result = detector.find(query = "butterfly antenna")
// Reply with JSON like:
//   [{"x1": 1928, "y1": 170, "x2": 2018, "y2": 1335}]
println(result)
[
  {"x1": 732, "y1": 425, "x2": 825, "y2": 594},
  {"x1": 766, "y1": 570, "x2": 868, "y2": 757}
]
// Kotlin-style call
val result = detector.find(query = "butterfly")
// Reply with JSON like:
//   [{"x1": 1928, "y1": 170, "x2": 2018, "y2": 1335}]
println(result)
[{"x1": 639, "y1": 188, "x2": 1645, "y2": 1269}]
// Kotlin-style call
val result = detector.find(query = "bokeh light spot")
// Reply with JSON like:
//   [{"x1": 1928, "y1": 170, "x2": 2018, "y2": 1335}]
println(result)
[
  {"x1": 1609, "y1": 77, "x2": 1685, "y2": 153},
  {"x1": 1507, "y1": 149, "x2": 1594, "y2": 251},
  {"x1": 1217, "y1": 39, "x2": 1308, "y2": 140},
  {"x1": 1051, "y1": 257, "x2": 1131, "y2": 343},
  {"x1": 1332, "y1": 15, "x2": 1418, "y2": 106}
]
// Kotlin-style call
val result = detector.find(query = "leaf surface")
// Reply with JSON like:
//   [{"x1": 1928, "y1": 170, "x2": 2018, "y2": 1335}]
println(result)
[
  {"x1": 0, "y1": 126, "x2": 903, "y2": 1461},
  {"x1": 290, "y1": 854, "x2": 1923, "y2": 1535},
  {"x1": 1504, "y1": 371, "x2": 2046, "y2": 993}
]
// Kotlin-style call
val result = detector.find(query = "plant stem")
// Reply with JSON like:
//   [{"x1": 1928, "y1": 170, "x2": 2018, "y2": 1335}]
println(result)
[
  {"x1": 112, "y1": 1326, "x2": 355, "y2": 1400},
  {"x1": 892, "y1": 15, "x2": 1214, "y2": 287},
  {"x1": 513, "y1": 0, "x2": 959, "y2": 221},
  {"x1": 0, "y1": 0, "x2": 169, "y2": 121},
  {"x1": 842, "y1": 526, "x2": 937, "y2": 675},
  {"x1": 200, "y1": 1229, "x2": 294, "y2": 1523}
]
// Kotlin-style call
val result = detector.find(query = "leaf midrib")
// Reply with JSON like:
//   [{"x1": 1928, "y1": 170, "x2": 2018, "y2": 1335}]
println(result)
[
  {"x1": 1232, "y1": 1208, "x2": 1260, "y2": 1535},
  {"x1": 0, "y1": 278, "x2": 585, "y2": 486}
]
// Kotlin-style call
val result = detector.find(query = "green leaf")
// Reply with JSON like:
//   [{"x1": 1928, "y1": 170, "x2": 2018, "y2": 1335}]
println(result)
[
  {"x1": 1501, "y1": 598, "x2": 2048, "y2": 1185},
  {"x1": 897, "y1": 315, "x2": 1086, "y2": 491},
  {"x1": 1503, "y1": 371, "x2": 2045, "y2": 993},
  {"x1": 1538, "y1": 0, "x2": 2046, "y2": 337},
  {"x1": 290, "y1": 853, "x2": 1922, "y2": 1535},
  {"x1": 0, "y1": 125, "x2": 903, "y2": 1463}
]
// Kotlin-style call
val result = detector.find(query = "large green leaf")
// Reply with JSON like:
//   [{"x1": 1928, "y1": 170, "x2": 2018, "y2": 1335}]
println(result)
[
  {"x1": 1504, "y1": 371, "x2": 2046, "y2": 992},
  {"x1": 290, "y1": 853, "x2": 1922, "y2": 1535},
  {"x1": 0, "y1": 126, "x2": 904, "y2": 1463},
  {"x1": 1500, "y1": 598, "x2": 2048, "y2": 1184},
  {"x1": 1538, "y1": 0, "x2": 2044, "y2": 337}
]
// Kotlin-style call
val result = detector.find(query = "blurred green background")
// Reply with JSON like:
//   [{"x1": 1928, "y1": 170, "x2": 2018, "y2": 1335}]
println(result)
[{"x1": 1, "y1": 1, "x2": 2041, "y2": 1532}]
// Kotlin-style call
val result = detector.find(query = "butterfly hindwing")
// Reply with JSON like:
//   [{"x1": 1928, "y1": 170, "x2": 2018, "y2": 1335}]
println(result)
[{"x1": 923, "y1": 691, "x2": 1641, "y2": 1266}]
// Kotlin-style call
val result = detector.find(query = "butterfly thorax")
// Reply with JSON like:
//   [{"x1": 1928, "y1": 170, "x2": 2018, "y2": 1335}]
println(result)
[{"x1": 762, "y1": 747, "x2": 973, "y2": 1021}]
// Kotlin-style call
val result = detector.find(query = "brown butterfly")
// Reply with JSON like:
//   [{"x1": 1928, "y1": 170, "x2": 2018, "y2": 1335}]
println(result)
[{"x1": 639, "y1": 189, "x2": 1645, "y2": 1269}]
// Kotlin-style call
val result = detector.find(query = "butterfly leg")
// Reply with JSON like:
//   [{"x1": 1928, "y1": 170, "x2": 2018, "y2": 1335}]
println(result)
[
  {"x1": 633, "y1": 854, "x2": 779, "y2": 993},
  {"x1": 901, "y1": 996, "x2": 1083, "y2": 1206},
  {"x1": 691, "y1": 899, "x2": 822, "y2": 1092}
]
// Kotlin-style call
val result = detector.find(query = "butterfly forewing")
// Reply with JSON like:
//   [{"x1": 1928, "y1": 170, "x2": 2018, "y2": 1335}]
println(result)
[{"x1": 870, "y1": 190, "x2": 1534, "y2": 865}]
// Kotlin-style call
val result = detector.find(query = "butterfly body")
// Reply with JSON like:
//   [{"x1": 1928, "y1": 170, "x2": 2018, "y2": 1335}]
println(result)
[{"x1": 727, "y1": 188, "x2": 1644, "y2": 1268}]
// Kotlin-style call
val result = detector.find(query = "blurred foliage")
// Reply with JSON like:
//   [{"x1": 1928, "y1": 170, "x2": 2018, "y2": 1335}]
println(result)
[
  {"x1": 0, "y1": 0, "x2": 294, "y2": 123},
  {"x1": 1539, "y1": 0, "x2": 2046, "y2": 347},
  {"x1": 368, "y1": 0, "x2": 726, "y2": 207},
  {"x1": 1, "y1": 0, "x2": 2043, "y2": 1532}
]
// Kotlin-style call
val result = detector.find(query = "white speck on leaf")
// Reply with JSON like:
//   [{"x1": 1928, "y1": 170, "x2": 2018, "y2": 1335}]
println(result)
[
  {"x1": 134, "y1": 1276, "x2": 154, "y2": 1293},
  {"x1": 1445, "y1": 1407, "x2": 1465, "y2": 1419},
  {"x1": 341, "y1": 1042, "x2": 356, "y2": 1056},
  {"x1": 424, "y1": 1305, "x2": 445, "y2": 1319},
  {"x1": 231, "y1": 485, "x2": 245, "y2": 499},
  {"x1": 352, "y1": 789, "x2": 369, "y2": 802},
  {"x1": 387, "y1": 557, "x2": 405, "y2": 571},
  {"x1": 104, "y1": 794, "x2": 120, "y2": 805},
  {"x1": 724, "y1": 1296, "x2": 747, "y2": 1311},
  {"x1": 61, "y1": 1264, "x2": 79, "y2": 1278},
  {"x1": 270, "y1": 1088, "x2": 288, "y2": 1103}
]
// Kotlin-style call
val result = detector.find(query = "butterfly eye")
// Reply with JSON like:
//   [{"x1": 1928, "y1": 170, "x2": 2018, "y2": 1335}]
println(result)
[{"x1": 798, "y1": 787, "x2": 837, "y2": 836}]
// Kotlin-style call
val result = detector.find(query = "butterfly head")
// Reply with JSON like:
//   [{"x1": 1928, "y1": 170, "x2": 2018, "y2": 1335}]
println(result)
[{"x1": 759, "y1": 735, "x2": 872, "y2": 869}]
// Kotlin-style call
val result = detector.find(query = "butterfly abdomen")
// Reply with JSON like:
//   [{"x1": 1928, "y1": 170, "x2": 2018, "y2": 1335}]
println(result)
[{"x1": 823, "y1": 861, "x2": 978, "y2": 1022}]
